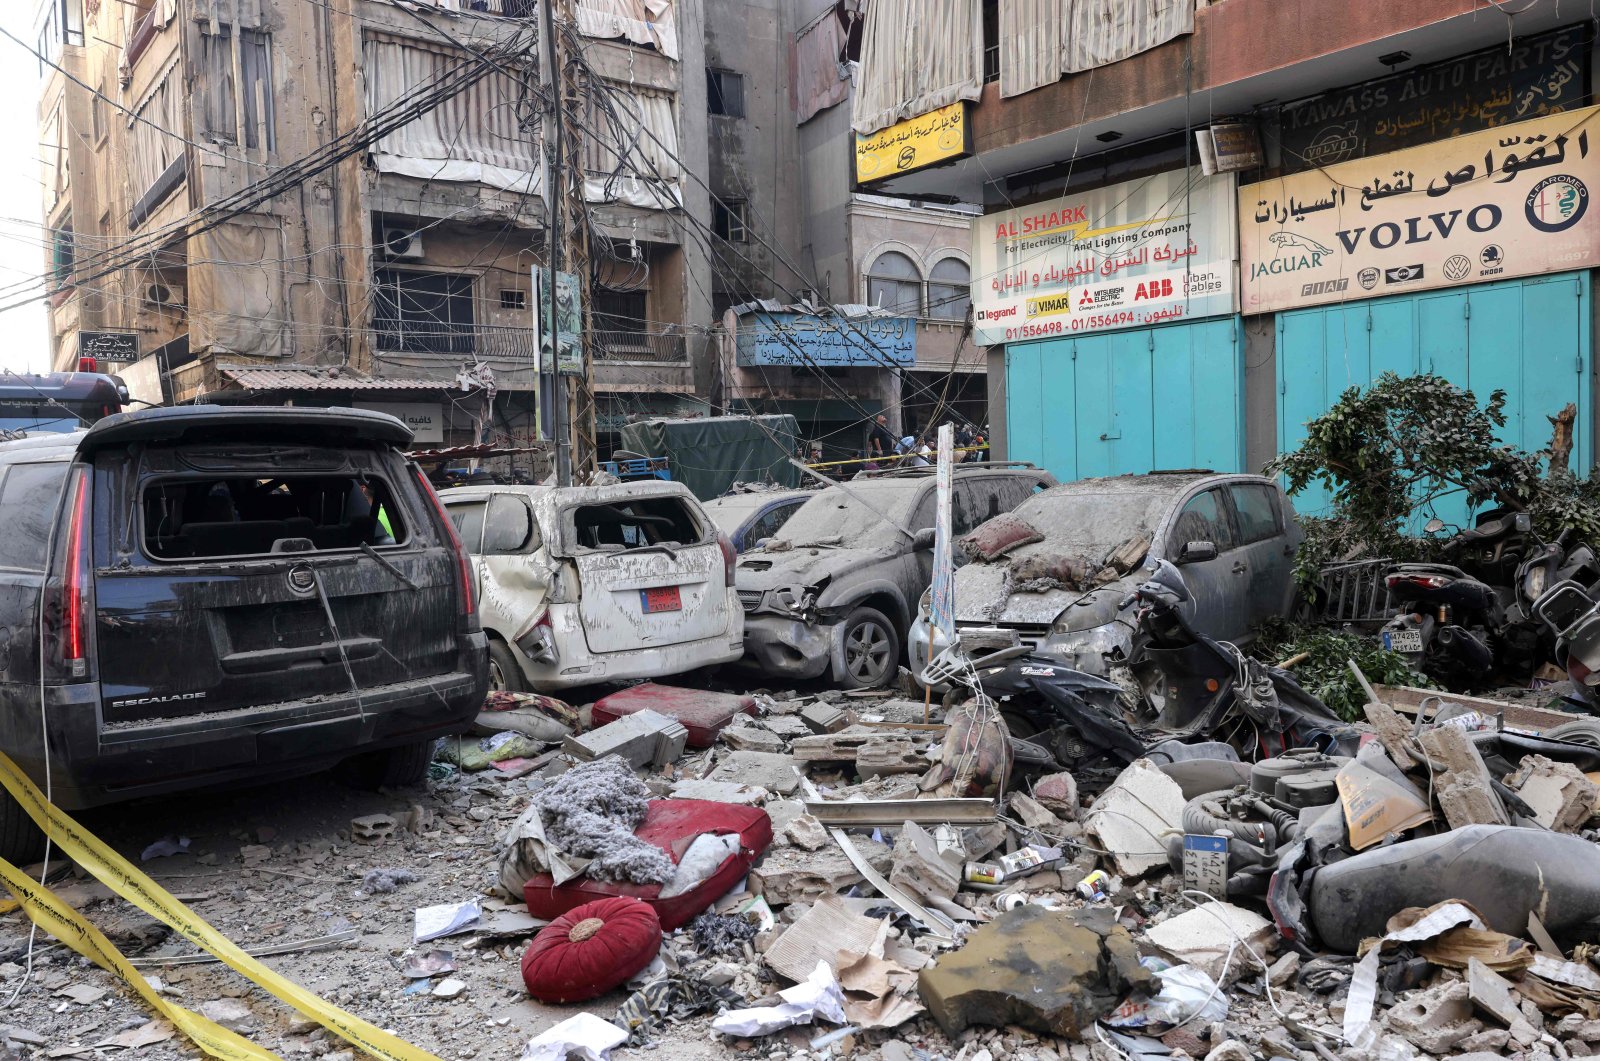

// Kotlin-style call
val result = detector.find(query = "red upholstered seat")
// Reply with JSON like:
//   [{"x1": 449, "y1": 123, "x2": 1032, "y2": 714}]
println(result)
[{"x1": 590, "y1": 683, "x2": 757, "y2": 748}]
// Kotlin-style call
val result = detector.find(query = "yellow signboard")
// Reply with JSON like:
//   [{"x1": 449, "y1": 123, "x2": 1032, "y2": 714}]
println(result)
[{"x1": 855, "y1": 102, "x2": 970, "y2": 183}]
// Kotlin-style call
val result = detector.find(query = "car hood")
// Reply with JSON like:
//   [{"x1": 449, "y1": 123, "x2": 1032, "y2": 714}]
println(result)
[
  {"x1": 954, "y1": 564, "x2": 1141, "y2": 627},
  {"x1": 735, "y1": 545, "x2": 896, "y2": 591}
]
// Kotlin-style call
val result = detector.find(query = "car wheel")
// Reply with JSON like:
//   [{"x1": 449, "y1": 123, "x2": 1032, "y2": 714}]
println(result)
[
  {"x1": 1547, "y1": 718, "x2": 1600, "y2": 747},
  {"x1": 487, "y1": 639, "x2": 525, "y2": 693},
  {"x1": 835, "y1": 607, "x2": 898, "y2": 689},
  {"x1": 338, "y1": 739, "x2": 436, "y2": 790},
  {"x1": 0, "y1": 793, "x2": 44, "y2": 866}
]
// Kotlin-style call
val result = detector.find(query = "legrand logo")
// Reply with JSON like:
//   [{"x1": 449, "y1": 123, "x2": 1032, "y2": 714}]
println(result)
[{"x1": 110, "y1": 692, "x2": 208, "y2": 708}]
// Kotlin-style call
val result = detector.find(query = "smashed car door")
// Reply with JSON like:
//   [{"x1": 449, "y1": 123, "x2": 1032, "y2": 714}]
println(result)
[
  {"x1": 1168, "y1": 487, "x2": 1246, "y2": 643},
  {"x1": 469, "y1": 494, "x2": 549, "y2": 642}
]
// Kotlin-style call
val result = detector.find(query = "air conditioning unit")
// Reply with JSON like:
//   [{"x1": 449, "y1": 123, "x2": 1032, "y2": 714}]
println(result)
[
  {"x1": 380, "y1": 227, "x2": 424, "y2": 260},
  {"x1": 144, "y1": 283, "x2": 185, "y2": 308}
]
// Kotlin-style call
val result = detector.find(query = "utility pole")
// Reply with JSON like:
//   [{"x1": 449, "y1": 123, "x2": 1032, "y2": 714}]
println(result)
[
  {"x1": 536, "y1": 0, "x2": 598, "y2": 484},
  {"x1": 538, "y1": 0, "x2": 571, "y2": 486}
]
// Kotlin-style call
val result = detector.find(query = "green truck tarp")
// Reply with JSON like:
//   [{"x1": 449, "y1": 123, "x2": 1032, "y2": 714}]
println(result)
[{"x1": 620, "y1": 415, "x2": 801, "y2": 499}]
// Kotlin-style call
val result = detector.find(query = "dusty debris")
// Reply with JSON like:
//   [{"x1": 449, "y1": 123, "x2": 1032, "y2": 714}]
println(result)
[
  {"x1": 667, "y1": 778, "x2": 768, "y2": 804},
  {"x1": 1085, "y1": 759, "x2": 1187, "y2": 877},
  {"x1": 1144, "y1": 901, "x2": 1275, "y2": 984},
  {"x1": 1466, "y1": 957, "x2": 1523, "y2": 1026},
  {"x1": 706, "y1": 750, "x2": 802, "y2": 795},
  {"x1": 749, "y1": 839, "x2": 882, "y2": 904},
  {"x1": 359, "y1": 867, "x2": 417, "y2": 895},
  {"x1": 765, "y1": 895, "x2": 885, "y2": 982},
  {"x1": 781, "y1": 814, "x2": 829, "y2": 850},
  {"x1": 1384, "y1": 979, "x2": 1485, "y2": 1053},
  {"x1": 720, "y1": 727, "x2": 785, "y2": 753},
  {"x1": 349, "y1": 814, "x2": 397, "y2": 844},
  {"x1": 562, "y1": 709, "x2": 688, "y2": 770},
  {"x1": 801, "y1": 703, "x2": 851, "y2": 734},
  {"x1": 1032, "y1": 772, "x2": 1079, "y2": 819},
  {"x1": 1504, "y1": 755, "x2": 1600, "y2": 831},
  {"x1": 534, "y1": 756, "x2": 676, "y2": 885},
  {"x1": 917, "y1": 905, "x2": 1155, "y2": 1038},
  {"x1": 196, "y1": 998, "x2": 255, "y2": 1033},
  {"x1": 1008, "y1": 792, "x2": 1063, "y2": 832},
  {"x1": 888, "y1": 821, "x2": 961, "y2": 905},
  {"x1": 1418, "y1": 725, "x2": 1509, "y2": 828},
  {"x1": 856, "y1": 737, "x2": 926, "y2": 779}
]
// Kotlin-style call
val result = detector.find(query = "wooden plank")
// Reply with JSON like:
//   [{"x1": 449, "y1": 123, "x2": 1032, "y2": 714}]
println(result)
[
  {"x1": 804, "y1": 798, "x2": 996, "y2": 827},
  {"x1": 1373, "y1": 684, "x2": 1576, "y2": 734}
]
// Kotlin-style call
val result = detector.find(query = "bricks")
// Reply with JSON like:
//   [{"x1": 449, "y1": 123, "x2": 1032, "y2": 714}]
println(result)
[
  {"x1": 1504, "y1": 754, "x2": 1599, "y2": 832},
  {"x1": 1418, "y1": 726, "x2": 1508, "y2": 828},
  {"x1": 562, "y1": 708, "x2": 688, "y2": 770},
  {"x1": 800, "y1": 703, "x2": 850, "y2": 733}
]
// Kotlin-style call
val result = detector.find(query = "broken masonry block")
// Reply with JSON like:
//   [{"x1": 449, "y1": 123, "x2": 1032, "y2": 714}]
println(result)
[
  {"x1": 706, "y1": 751, "x2": 802, "y2": 795},
  {"x1": 856, "y1": 737, "x2": 925, "y2": 780},
  {"x1": 562, "y1": 708, "x2": 688, "y2": 770},
  {"x1": 800, "y1": 703, "x2": 850, "y2": 734},
  {"x1": 1503, "y1": 755, "x2": 1599, "y2": 832},
  {"x1": 889, "y1": 821, "x2": 961, "y2": 905},
  {"x1": 1418, "y1": 725, "x2": 1509, "y2": 828},
  {"x1": 350, "y1": 814, "x2": 397, "y2": 844}
]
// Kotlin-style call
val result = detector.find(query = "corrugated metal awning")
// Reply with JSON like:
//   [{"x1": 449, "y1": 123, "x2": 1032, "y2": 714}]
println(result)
[{"x1": 219, "y1": 366, "x2": 478, "y2": 392}]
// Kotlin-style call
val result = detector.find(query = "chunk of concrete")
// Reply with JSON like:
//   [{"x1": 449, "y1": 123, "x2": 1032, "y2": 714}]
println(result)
[
  {"x1": 1009, "y1": 793, "x2": 1062, "y2": 832},
  {"x1": 562, "y1": 708, "x2": 688, "y2": 770},
  {"x1": 1504, "y1": 755, "x2": 1600, "y2": 832},
  {"x1": 1033, "y1": 772, "x2": 1079, "y2": 820},
  {"x1": 1085, "y1": 759, "x2": 1187, "y2": 877},
  {"x1": 801, "y1": 703, "x2": 850, "y2": 734},
  {"x1": 916, "y1": 905, "x2": 1156, "y2": 1038},
  {"x1": 667, "y1": 778, "x2": 768, "y2": 805},
  {"x1": 707, "y1": 751, "x2": 802, "y2": 795},
  {"x1": 349, "y1": 814, "x2": 397, "y2": 843},
  {"x1": 856, "y1": 737, "x2": 925, "y2": 780},
  {"x1": 1418, "y1": 725, "x2": 1508, "y2": 828},
  {"x1": 721, "y1": 727, "x2": 786, "y2": 754},
  {"x1": 1467, "y1": 957, "x2": 1521, "y2": 1026},
  {"x1": 782, "y1": 814, "x2": 829, "y2": 851},
  {"x1": 889, "y1": 821, "x2": 961, "y2": 905},
  {"x1": 1384, "y1": 979, "x2": 1485, "y2": 1054},
  {"x1": 1144, "y1": 902, "x2": 1275, "y2": 984},
  {"x1": 749, "y1": 837, "x2": 891, "y2": 905}
]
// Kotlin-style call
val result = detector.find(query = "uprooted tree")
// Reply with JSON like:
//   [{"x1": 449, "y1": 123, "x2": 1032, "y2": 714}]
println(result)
[{"x1": 1265, "y1": 372, "x2": 1599, "y2": 589}]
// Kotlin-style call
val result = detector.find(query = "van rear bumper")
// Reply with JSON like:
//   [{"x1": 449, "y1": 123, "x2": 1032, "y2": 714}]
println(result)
[{"x1": 22, "y1": 659, "x2": 486, "y2": 810}]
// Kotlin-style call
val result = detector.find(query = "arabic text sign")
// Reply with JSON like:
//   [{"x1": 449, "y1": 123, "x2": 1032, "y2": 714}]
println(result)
[
  {"x1": 855, "y1": 102, "x2": 970, "y2": 183},
  {"x1": 1241, "y1": 106, "x2": 1600, "y2": 314},
  {"x1": 1280, "y1": 25, "x2": 1588, "y2": 174},
  {"x1": 78, "y1": 330, "x2": 139, "y2": 363},
  {"x1": 736, "y1": 312, "x2": 916, "y2": 368},
  {"x1": 972, "y1": 168, "x2": 1238, "y2": 346}
]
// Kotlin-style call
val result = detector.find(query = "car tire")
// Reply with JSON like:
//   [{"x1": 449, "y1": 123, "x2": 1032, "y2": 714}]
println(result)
[
  {"x1": 834, "y1": 607, "x2": 899, "y2": 689},
  {"x1": 1547, "y1": 718, "x2": 1600, "y2": 747},
  {"x1": 0, "y1": 793, "x2": 45, "y2": 866},
  {"x1": 487, "y1": 639, "x2": 526, "y2": 693},
  {"x1": 338, "y1": 739, "x2": 435, "y2": 790}
]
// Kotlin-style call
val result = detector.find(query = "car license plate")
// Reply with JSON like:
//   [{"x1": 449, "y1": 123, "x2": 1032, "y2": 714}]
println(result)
[
  {"x1": 640, "y1": 586, "x2": 682, "y2": 614},
  {"x1": 1384, "y1": 628, "x2": 1424, "y2": 654}
]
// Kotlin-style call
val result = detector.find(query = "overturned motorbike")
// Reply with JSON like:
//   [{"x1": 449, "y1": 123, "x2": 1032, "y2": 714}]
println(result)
[{"x1": 924, "y1": 558, "x2": 1361, "y2": 773}]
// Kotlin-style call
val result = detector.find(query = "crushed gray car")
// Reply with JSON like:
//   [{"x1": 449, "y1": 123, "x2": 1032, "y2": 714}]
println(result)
[
  {"x1": 735, "y1": 466, "x2": 1055, "y2": 688},
  {"x1": 909, "y1": 472, "x2": 1303, "y2": 680}
]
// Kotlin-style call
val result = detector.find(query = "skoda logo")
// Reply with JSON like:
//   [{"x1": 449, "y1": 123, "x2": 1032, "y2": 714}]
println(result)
[{"x1": 1526, "y1": 175, "x2": 1589, "y2": 232}]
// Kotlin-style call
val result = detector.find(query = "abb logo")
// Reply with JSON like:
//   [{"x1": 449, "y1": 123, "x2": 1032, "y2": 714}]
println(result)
[{"x1": 1134, "y1": 278, "x2": 1173, "y2": 300}]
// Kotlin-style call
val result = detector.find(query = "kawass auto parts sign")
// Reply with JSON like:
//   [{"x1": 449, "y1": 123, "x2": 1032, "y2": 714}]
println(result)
[
  {"x1": 972, "y1": 168, "x2": 1238, "y2": 346},
  {"x1": 1241, "y1": 105, "x2": 1600, "y2": 313}
]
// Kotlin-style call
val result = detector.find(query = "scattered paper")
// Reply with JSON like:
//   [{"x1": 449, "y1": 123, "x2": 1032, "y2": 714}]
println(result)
[
  {"x1": 96, "y1": 1021, "x2": 175, "y2": 1049},
  {"x1": 55, "y1": 984, "x2": 107, "y2": 1005},
  {"x1": 711, "y1": 961, "x2": 846, "y2": 1037},
  {"x1": 402, "y1": 950, "x2": 456, "y2": 979},
  {"x1": 414, "y1": 900, "x2": 482, "y2": 944},
  {"x1": 1345, "y1": 901, "x2": 1483, "y2": 1048},
  {"x1": 520, "y1": 1013, "x2": 628, "y2": 1061}
]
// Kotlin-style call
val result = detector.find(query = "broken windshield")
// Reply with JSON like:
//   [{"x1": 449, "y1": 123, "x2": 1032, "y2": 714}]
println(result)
[
  {"x1": 1003, "y1": 488, "x2": 1173, "y2": 557},
  {"x1": 772, "y1": 481, "x2": 924, "y2": 548}
]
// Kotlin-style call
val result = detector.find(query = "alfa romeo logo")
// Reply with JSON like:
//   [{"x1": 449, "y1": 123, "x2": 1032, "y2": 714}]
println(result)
[
  {"x1": 1526, "y1": 175, "x2": 1589, "y2": 232},
  {"x1": 1443, "y1": 255, "x2": 1472, "y2": 281}
]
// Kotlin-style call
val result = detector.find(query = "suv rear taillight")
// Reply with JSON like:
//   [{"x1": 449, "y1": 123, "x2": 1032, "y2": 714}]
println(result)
[
  {"x1": 50, "y1": 468, "x2": 93, "y2": 679},
  {"x1": 413, "y1": 467, "x2": 474, "y2": 616},
  {"x1": 717, "y1": 531, "x2": 736, "y2": 584}
]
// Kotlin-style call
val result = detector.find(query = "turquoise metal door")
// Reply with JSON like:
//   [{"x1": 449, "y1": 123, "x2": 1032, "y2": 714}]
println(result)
[
  {"x1": 1276, "y1": 272, "x2": 1591, "y2": 523},
  {"x1": 1005, "y1": 317, "x2": 1244, "y2": 482}
]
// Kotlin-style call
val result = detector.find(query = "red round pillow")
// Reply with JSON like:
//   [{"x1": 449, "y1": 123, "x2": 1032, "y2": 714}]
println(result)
[{"x1": 520, "y1": 896, "x2": 662, "y2": 1003}]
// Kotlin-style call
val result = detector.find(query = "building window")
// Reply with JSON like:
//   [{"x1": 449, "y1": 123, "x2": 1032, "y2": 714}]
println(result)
[
  {"x1": 593, "y1": 287, "x2": 648, "y2": 334},
  {"x1": 91, "y1": 88, "x2": 107, "y2": 145},
  {"x1": 927, "y1": 257, "x2": 971, "y2": 321},
  {"x1": 714, "y1": 199, "x2": 748, "y2": 243},
  {"x1": 500, "y1": 289, "x2": 526, "y2": 309},
  {"x1": 981, "y1": 0, "x2": 999, "y2": 84},
  {"x1": 373, "y1": 269, "x2": 476, "y2": 355},
  {"x1": 199, "y1": 27, "x2": 276, "y2": 151},
  {"x1": 866, "y1": 250, "x2": 922, "y2": 315},
  {"x1": 706, "y1": 68, "x2": 745, "y2": 117},
  {"x1": 49, "y1": 219, "x2": 74, "y2": 292}
]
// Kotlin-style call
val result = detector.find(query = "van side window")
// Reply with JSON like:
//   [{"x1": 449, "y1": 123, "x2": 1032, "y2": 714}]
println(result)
[
  {"x1": 447, "y1": 501, "x2": 488, "y2": 552},
  {"x1": 0, "y1": 463, "x2": 68, "y2": 571}
]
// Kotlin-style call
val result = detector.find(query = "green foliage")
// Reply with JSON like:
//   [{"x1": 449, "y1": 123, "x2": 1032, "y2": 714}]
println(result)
[
  {"x1": 1254, "y1": 618, "x2": 1438, "y2": 723},
  {"x1": 1266, "y1": 372, "x2": 1600, "y2": 592}
]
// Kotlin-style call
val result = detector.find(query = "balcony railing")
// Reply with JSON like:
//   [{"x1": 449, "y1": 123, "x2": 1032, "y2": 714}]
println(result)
[
  {"x1": 372, "y1": 323, "x2": 535, "y2": 359},
  {"x1": 370, "y1": 324, "x2": 688, "y2": 364},
  {"x1": 593, "y1": 330, "x2": 687, "y2": 363}
]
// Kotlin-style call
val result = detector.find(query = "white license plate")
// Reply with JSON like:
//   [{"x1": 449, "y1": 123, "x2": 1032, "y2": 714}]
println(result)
[{"x1": 1384, "y1": 628, "x2": 1425, "y2": 654}]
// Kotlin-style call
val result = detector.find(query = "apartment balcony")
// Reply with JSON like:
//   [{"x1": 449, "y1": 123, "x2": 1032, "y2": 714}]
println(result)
[{"x1": 593, "y1": 330, "x2": 687, "y2": 364}]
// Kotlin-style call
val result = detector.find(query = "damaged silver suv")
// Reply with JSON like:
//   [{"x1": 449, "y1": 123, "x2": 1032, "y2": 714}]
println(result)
[
  {"x1": 734, "y1": 466, "x2": 1054, "y2": 688},
  {"x1": 908, "y1": 472, "x2": 1302, "y2": 680}
]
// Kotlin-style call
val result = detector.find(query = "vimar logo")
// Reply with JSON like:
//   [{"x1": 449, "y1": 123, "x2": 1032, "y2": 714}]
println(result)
[
  {"x1": 1251, "y1": 231, "x2": 1333, "y2": 281},
  {"x1": 1526, "y1": 175, "x2": 1589, "y2": 233}
]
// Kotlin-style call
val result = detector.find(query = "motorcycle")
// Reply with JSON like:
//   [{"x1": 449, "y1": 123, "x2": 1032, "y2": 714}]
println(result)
[
  {"x1": 925, "y1": 559, "x2": 1360, "y2": 771},
  {"x1": 1533, "y1": 574, "x2": 1600, "y2": 708}
]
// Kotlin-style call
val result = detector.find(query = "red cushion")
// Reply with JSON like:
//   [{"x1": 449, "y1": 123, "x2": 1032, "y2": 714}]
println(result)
[
  {"x1": 523, "y1": 799, "x2": 772, "y2": 930},
  {"x1": 590, "y1": 683, "x2": 757, "y2": 748},
  {"x1": 520, "y1": 897, "x2": 662, "y2": 1003}
]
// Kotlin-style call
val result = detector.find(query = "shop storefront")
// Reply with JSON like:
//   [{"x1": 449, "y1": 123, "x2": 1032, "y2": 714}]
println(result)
[
  {"x1": 975, "y1": 167, "x2": 1243, "y2": 481},
  {"x1": 1244, "y1": 105, "x2": 1600, "y2": 518}
]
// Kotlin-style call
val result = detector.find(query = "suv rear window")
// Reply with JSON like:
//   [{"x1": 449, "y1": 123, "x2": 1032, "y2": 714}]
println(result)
[
  {"x1": 0, "y1": 463, "x2": 68, "y2": 570},
  {"x1": 570, "y1": 497, "x2": 702, "y2": 551},
  {"x1": 143, "y1": 475, "x2": 408, "y2": 559}
]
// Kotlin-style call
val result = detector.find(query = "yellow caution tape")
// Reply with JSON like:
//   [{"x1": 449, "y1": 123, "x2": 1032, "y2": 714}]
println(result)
[
  {"x1": 0, "y1": 751, "x2": 442, "y2": 1061},
  {"x1": 0, "y1": 855, "x2": 280, "y2": 1061}
]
